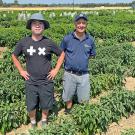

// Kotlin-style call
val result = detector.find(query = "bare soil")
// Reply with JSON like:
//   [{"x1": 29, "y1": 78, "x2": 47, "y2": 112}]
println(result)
[
  {"x1": 0, "y1": 47, "x2": 7, "y2": 58},
  {"x1": 131, "y1": 41, "x2": 135, "y2": 47},
  {"x1": 124, "y1": 77, "x2": 135, "y2": 91},
  {"x1": 99, "y1": 114, "x2": 135, "y2": 135}
]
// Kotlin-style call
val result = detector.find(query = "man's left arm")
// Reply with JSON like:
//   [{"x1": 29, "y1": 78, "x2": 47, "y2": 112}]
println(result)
[{"x1": 89, "y1": 39, "x2": 96, "y2": 59}]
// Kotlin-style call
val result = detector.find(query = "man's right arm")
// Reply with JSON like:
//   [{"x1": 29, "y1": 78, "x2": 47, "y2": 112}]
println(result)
[{"x1": 12, "y1": 54, "x2": 30, "y2": 80}]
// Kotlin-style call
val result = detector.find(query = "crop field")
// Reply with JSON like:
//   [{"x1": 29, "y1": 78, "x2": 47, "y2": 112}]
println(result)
[{"x1": 0, "y1": 9, "x2": 135, "y2": 135}]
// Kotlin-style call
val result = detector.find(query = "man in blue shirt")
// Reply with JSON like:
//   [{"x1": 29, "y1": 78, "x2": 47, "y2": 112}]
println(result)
[{"x1": 60, "y1": 13, "x2": 96, "y2": 114}]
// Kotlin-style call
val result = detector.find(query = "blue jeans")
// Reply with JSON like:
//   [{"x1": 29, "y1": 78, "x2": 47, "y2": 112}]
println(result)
[{"x1": 62, "y1": 71, "x2": 90, "y2": 103}]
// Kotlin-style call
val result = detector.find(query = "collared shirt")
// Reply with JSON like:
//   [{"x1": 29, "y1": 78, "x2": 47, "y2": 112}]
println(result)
[{"x1": 60, "y1": 31, "x2": 96, "y2": 72}]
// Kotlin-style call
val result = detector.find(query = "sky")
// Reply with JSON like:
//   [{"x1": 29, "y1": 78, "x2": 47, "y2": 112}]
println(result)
[{"x1": 2, "y1": 0, "x2": 134, "y2": 4}]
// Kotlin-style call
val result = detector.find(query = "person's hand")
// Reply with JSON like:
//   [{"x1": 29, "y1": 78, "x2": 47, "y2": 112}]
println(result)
[
  {"x1": 47, "y1": 68, "x2": 59, "y2": 80},
  {"x1": 20, "y1": 70, "x2": 30, "y2": 80}
]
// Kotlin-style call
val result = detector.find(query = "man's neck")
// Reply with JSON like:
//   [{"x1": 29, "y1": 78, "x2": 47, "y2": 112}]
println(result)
[
  {"x1": 74, "y1": 31, "x2": 85, "y2": 41},
  {"x1": 32, "y1": 34, "x2": 43, "y2": 41}
]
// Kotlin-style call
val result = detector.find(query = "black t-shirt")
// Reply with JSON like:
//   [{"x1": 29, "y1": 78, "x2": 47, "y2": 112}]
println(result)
[{"x1": 13, "y1": 36, "x2": 62, "y2": 85}]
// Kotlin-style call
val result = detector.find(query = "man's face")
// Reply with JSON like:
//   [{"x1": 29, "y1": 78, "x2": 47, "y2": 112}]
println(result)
[
  {"x1": 75, "y1": 18, "x2": 87, "y2": 33},
  {"x1": 31, "y1": 20, "x2": 44, "y2": 35}
]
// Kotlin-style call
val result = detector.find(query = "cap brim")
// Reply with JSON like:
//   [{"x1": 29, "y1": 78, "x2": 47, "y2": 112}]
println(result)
[
  {"x1": 75, "y1": 17, "x2": 88, "y2": 22},
  {"x1": 26, "y1": 19, "x2": 50, "y2": 30}
]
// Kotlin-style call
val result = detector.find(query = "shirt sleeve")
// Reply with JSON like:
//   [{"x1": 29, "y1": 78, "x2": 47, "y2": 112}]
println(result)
[
  {"x1": 12, "y1": 41, "x2": 23, "y2": 57},
  {"x1": 90, "y1": 39, "x2": 96, "y2": 57},
  {"x1": 60, "y1": 37, "x2": 67, "y2": 52},
  {"x1": 50, "y1": 40, "x2": 62, "y2": 56}
]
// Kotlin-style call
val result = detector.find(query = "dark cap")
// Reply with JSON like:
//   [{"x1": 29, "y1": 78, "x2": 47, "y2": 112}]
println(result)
[
  {"x1": 26, "y1": 13, "x2": 50, "y2": 29},
  {"x1": 74, "y1": 13, "x2": 88, "y2": 22}
]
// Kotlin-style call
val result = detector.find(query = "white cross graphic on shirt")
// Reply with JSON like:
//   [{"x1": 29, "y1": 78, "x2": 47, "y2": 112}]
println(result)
[
  {"x1": 38, "y1": 47, "x2": 46, "y2": 55},
  {"x1": 27, "y1": 46, "x2": 36, "y2": 56}
]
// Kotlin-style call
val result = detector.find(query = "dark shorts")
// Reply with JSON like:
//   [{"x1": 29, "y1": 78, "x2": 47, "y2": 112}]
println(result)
[{"x1": 25, "y1": 82, "x2": 54, "y2": 112}]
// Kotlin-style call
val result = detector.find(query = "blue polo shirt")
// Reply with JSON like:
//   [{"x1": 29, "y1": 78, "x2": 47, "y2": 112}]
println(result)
[{"x1": 60, "y1": 31, "x2": 96, "y2": 72}]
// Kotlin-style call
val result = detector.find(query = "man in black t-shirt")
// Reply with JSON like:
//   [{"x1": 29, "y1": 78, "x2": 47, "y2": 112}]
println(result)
[{"x1": 12, "y1": 13, "x2": 65, "y2": 128}]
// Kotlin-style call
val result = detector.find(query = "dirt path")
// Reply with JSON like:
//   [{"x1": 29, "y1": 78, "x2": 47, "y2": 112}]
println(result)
[
  {"x1": 124, "y1": 77, "x2": 135, "y2": 90},
  {"x1": 90, "y1": 91, "x2": 110, "y2": 104},
  {"x1": 131, "y1": 41, "x2": 135, "y2": 47},
  {"x1": 100, "y1": 114, "x2": 135, "y2": 135},
  {"x1": 0, "y1": 47, "x2": 7, "y2": 58}
]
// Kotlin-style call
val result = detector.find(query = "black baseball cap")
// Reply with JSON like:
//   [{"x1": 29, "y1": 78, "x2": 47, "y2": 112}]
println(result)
[{"x1": 74, "y1": 13, "x2": 88, "y2": 22}]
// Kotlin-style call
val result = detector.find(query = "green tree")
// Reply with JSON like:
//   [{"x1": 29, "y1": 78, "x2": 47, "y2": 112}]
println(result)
[
  {"x1": 0, "y1": 0, "x2": 3, "y2": 6},
  {"x1": 14, "y1": 0, "x2": 18, "y2": 5},
  {"x1": 131, "y1": 1, "x2": 135, "y2": 9}
]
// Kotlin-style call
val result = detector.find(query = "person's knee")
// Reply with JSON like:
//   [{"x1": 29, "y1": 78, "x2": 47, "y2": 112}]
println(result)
[
  {"x1": 78, "y1": 99, "x2": 89, "y2": 104},
  {"x1": 77, "y1": 95, "x2": 90, "y2": 104},
  {"x1": 29, "y1": 109, "x2": 36, "y2": 118},
  {"x1": 42, "y1": 110, "x2": 49, "y2": 114}
]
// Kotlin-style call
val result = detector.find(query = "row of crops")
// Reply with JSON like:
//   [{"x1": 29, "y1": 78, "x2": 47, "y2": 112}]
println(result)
[
  {"x1": 1, "y1": 10, "x2": 135, "y2": 46},
  {"x1": 121, "y1": 129, "x2": 135, "y2": 135},
  {"x1": 0, "y1": 9, "x2": 135, "y2": 134}
]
